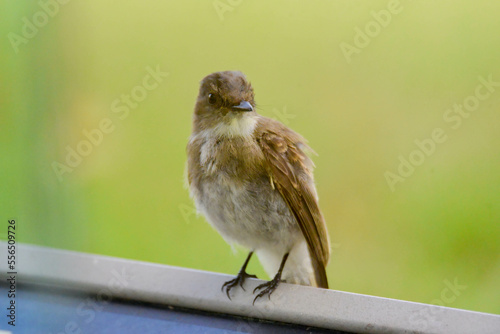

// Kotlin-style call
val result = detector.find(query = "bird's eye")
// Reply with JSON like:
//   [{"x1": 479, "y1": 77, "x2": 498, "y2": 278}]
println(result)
[{"x1": 208, "y1": 93, "x2": 218, "y2": 105}]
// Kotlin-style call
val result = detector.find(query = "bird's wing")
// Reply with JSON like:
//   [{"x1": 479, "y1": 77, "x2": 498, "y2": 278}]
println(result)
[{"x1": 257, "y1": 128, "x2": 330, "y2": 288}]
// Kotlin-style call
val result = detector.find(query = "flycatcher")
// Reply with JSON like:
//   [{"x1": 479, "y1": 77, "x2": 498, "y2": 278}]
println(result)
[{"x1": 187, "y1": 71, "x2": 330, "y2": 303}]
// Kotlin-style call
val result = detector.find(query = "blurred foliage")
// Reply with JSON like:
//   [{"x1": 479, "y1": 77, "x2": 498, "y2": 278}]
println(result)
[{"x1": 1, "y1": 0, "x2": 499, "y2": 314}]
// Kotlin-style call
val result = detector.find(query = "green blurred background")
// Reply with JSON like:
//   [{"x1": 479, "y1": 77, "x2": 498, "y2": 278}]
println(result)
[{"x1": 1, "y1": 0, "x2": 499, "y2": 314}]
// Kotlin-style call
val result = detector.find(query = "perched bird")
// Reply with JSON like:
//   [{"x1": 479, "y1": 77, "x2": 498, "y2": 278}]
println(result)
[{"x1": 186, "y1": 71, "x2": 330, "y2": 303}]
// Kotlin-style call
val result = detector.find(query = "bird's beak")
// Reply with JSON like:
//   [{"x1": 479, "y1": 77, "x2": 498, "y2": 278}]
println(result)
[{"x1": 231, "y1": 101, "x2": 253, "y2": 112}]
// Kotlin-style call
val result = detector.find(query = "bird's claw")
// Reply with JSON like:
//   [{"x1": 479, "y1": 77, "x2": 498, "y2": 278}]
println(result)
[
  {"x1": 252, "y1": 276, "x2": 281, "y2": 305},
  {"x1": 221, "y1": 271, "x2": 257, "y2": 299}
]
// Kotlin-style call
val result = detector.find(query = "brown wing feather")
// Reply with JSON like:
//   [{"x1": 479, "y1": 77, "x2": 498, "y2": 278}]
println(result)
[{"x1": 257, "y1": 130, "x2": 330, "y2": 288}]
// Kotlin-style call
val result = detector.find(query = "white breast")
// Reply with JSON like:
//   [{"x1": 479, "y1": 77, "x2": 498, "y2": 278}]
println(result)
[{"x1": 212, "y1": 115, "x2": 258, "y2": 138}]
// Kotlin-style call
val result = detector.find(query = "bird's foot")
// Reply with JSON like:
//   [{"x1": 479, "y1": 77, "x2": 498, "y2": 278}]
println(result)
[
  {"x1": 221, "y1": 271, "x2": 257, "y2": 299},
  {"x1": 252, "y1": 274, "x2": 282, "y2": 304}
]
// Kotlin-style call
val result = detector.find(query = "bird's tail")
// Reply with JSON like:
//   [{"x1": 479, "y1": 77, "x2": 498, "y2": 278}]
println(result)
[{"x1": 310, "y1": 253, "x2": 329, "y2": 288}]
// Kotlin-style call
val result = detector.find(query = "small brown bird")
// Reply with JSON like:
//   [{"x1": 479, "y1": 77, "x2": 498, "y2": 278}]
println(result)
[{"x1": 186, "y1": 71, "x2": 330, "y2": 303}]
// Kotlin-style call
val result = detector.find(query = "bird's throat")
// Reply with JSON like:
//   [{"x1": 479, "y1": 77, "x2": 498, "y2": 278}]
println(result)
[{"x1": 212, "y1": 115, "x2": 258, "y2": 138}]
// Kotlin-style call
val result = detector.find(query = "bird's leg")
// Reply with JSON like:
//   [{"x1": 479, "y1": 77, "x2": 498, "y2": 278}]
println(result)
[
  {"x1": 221, "y1": 251, "x2": 257, "y2": 299},
  {"x1": 253, "y1": 252, "x2": 289, "y2": 304}
]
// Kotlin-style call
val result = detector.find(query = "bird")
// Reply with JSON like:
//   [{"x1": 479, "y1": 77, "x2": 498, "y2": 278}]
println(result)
[{"x1": 186, "y1": 71, "x2": 330, "y2": 303}]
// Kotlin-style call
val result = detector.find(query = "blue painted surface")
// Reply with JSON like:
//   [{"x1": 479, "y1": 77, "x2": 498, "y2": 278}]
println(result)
[{"x1": 0, "y1": 284, "x2": 342, "y2": 334}]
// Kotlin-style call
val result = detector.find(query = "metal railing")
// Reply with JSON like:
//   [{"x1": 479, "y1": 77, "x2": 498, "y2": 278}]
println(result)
[{"x1": 0, "y1": 242, "x2": 498, "y2": 334}]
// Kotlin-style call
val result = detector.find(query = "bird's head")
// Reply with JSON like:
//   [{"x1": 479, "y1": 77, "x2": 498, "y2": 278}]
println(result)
[{"x1": 193, "y1": 71, "x2": 257, "y2": 137}]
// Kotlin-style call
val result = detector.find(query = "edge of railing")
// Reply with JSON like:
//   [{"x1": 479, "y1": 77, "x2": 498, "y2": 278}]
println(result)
[{"x1": 0, "y1": 242, "x2": 498, "y2": 334}]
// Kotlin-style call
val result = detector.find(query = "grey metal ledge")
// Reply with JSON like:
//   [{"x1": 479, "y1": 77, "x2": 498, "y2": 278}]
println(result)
[{"x1": 1, "y1": 242, "x2": 498, "y2": 334}]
